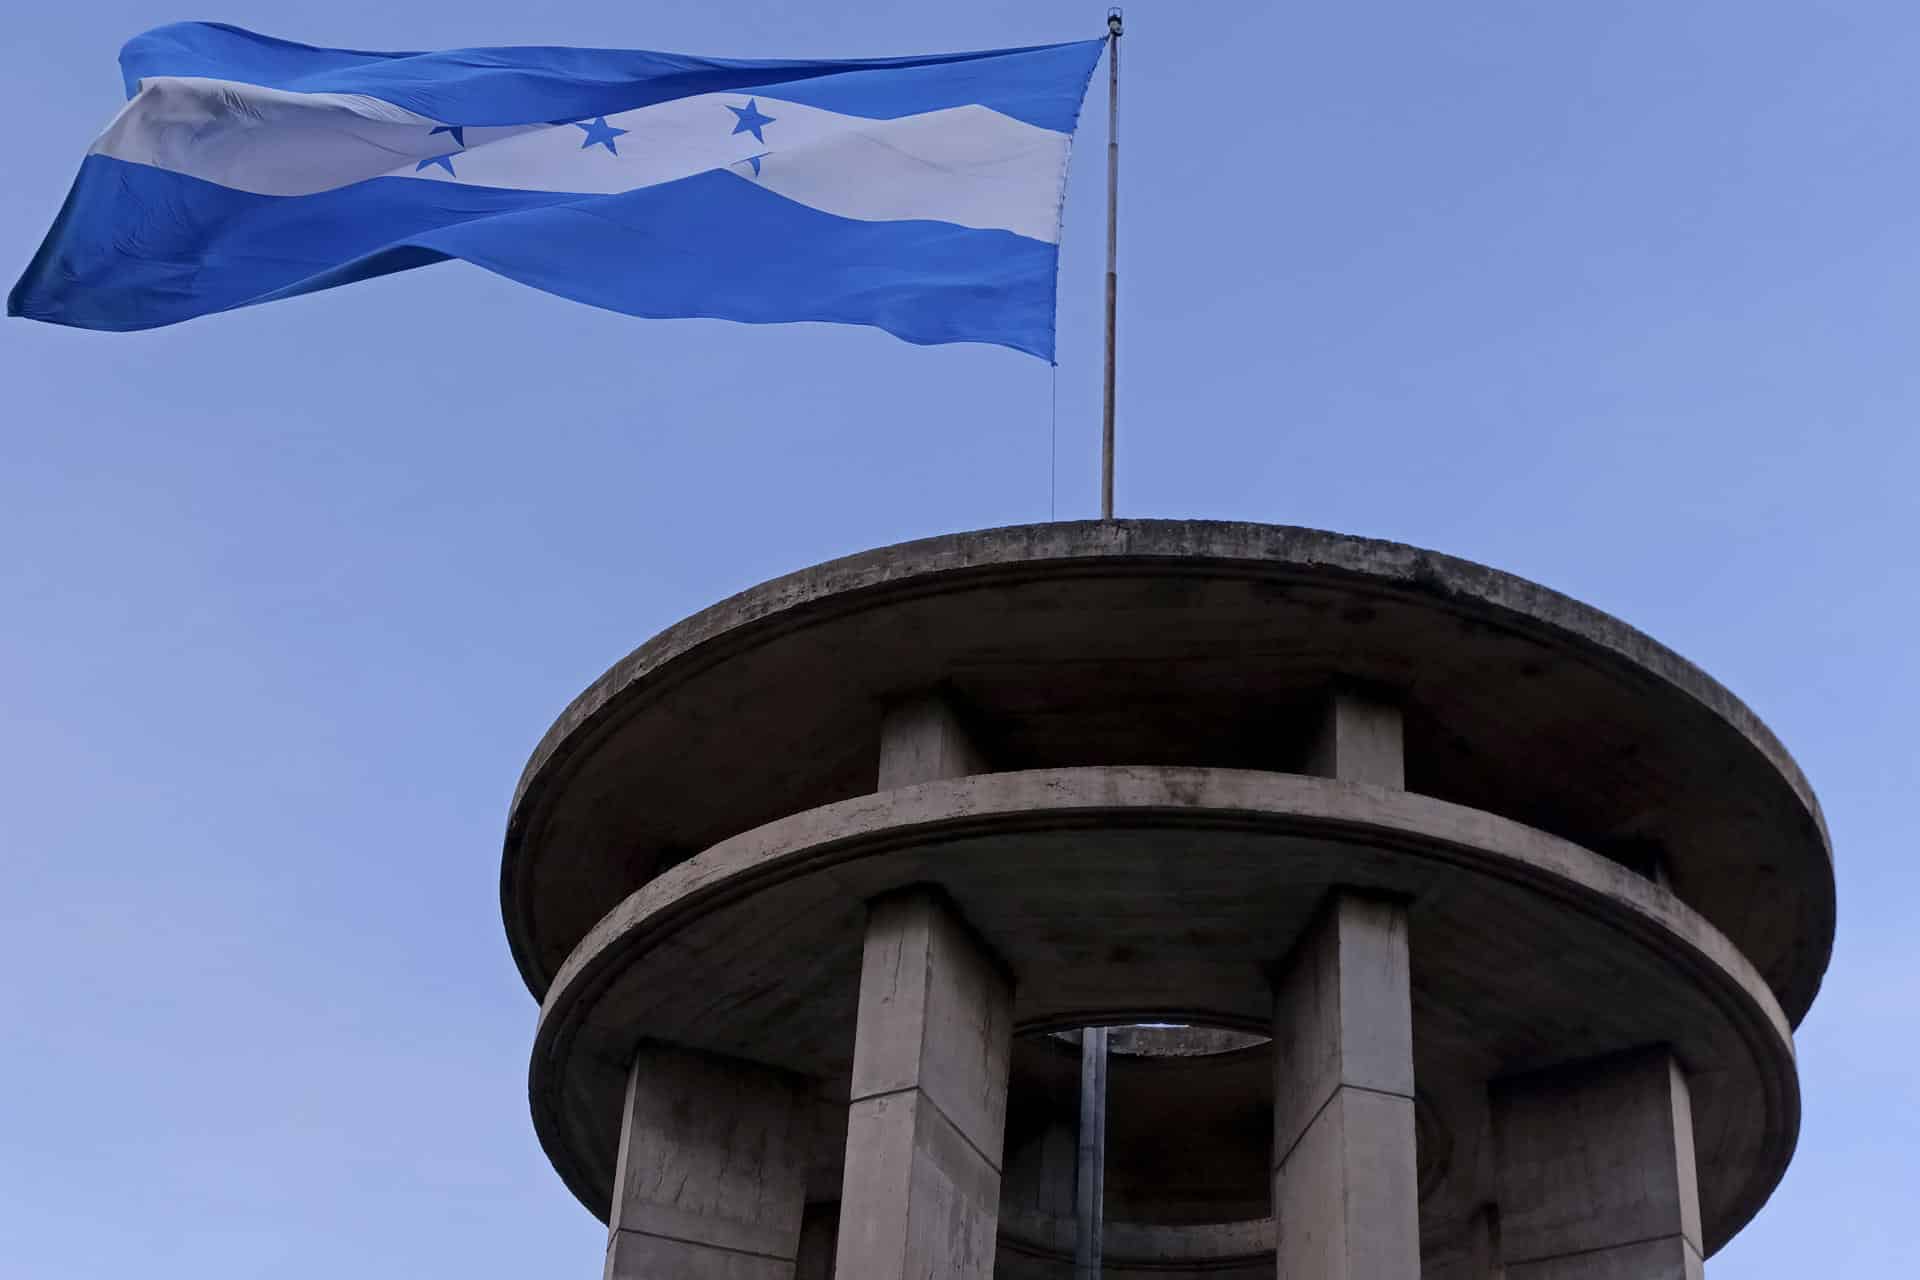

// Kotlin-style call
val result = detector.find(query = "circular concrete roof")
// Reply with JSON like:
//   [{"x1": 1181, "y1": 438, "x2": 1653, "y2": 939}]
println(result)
[{"x1": 502, "y1": 520, "x2": 1834, "y2": 1023}]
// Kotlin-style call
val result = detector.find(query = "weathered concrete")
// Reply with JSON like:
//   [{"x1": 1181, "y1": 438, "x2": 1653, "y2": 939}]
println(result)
[
  {"x1": 835, "y1": 889, "x2": 1014, "y2": 1280},
  {"x1": 604, "y1": 1044, "x2": 809, "y2": 1280},
  {"x1": 995, "y1": 1213, "x2": 1273, "y2": 1280},
  {"x1": 502, "y1": 521, "x2": 1834, "y2": 1278},
  {"x1": 1272, "y1": 894, "x2": 1419, "y2": 1280},
  {"x1": 502, "y1": 521, "x2": 1833, "y2": 1029},
  {"x1": 1073, "y1": 1027, "x2": 1107, "y2": 1280},
  {"x1": 1306, "y1": 688, "x2": 1405, "y2": 789},
  {"x1": 879, "y1": 691, "x2": 989, "y2": 790},
  {"x1": 1493, "y1": 1049, "x2": 1702, "y2": 1280},
  {"x1": 532, "y1": 766, "x2": 1797, "y2": 1257}
]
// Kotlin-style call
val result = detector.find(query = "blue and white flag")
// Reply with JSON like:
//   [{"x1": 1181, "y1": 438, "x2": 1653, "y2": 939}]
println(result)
[{"x1": 9, "y1": 23, "x2": 1106, "y2": 359}]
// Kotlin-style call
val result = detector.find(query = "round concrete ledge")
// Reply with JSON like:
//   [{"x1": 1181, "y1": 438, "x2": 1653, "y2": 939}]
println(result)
[
  {"x1": 501, "y1": 520, "x2": 1834, "y2": 1026},
  {"x1": 529, "y1": 767, "x2": 1798, "y2": 1257},
  {"x1": 996, "y1": 1209, "x2": 1273, "y2": 1277},
  {"x1": 1051, "y1": 1026, "x2": 1269, "y2": 1058}
]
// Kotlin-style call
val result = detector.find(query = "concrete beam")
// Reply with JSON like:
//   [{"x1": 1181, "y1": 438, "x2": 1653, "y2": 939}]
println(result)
[
  {"x1": 605, "y1": 1044, "x2": 810, "y2": 1280},
  {"x1": 1272, "y1": 893, "x2": 1420, "y2": 1280},
  {"x1": 1306, "y1": 687, "x2": 1405, "y2": 789},
  {"x1": 835, "y1": 888, "x2": 1015, "y2": 1280},
  {"x1": 1492, "y1": 1047, "x2": 1703, "y2": 1280},
  {"x1": 878, "y1": 691, "x2": 988, "y2": 791}
]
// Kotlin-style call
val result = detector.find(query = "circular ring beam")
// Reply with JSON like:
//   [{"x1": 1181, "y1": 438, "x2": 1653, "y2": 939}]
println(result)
[
  {"x1": 529, "y1": 767, "x2": 1798, "y2": 1257},
  {"x1": 502, "y1": 520, "x2": 1834, "y2": 1028}
]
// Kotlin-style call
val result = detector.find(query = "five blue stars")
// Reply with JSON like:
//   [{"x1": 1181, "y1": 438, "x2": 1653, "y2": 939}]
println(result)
[
  {"x1": 574, "y1": 116, "x2": 629, "y2": 154},
  {"x1": 728, "y1": 98, "x2": 776, "y2": 144},
  {"x1": 422, "y1": 103, "x2": 773, "y2": 179}
]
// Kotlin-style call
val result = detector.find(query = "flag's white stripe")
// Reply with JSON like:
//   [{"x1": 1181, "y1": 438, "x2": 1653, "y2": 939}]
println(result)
[
  {"x1": 94, "y1": 76, "x2": 1071, "y2": 245},
  {"x1": 92, "y1": 78, "x2": 501, "y2": 191},
  {"x1": 734, "y1": 106, "x2": 1068, "y2": 246}
]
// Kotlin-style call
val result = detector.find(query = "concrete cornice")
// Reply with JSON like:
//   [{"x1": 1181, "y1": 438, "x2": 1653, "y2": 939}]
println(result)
[{"x1": 500, "y1": 521, "x2": 1834, "y2": 1026}]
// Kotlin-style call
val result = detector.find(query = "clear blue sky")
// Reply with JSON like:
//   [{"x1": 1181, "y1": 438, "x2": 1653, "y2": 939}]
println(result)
[{"x1": 2, "y1": 3, "x2": 1913, "y2": 1275}]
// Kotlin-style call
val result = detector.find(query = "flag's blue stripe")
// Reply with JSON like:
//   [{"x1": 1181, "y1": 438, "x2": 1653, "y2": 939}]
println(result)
[
  {"x1": 9, "y1": 155, "x2": 1061, "y2": 358},
  {"x1": 119, "y1": 22, "x2": 1105, "y2": 134}
]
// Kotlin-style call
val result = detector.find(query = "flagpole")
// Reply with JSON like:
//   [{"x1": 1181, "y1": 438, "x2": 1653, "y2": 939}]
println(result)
[{"x1": 1100, "y1": 9, "x2": 1122, "y2": 520}]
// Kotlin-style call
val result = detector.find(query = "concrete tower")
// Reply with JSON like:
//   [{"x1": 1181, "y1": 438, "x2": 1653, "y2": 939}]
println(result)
[{"x1": 501, "y1": 521, "x2": 1832, "y2": 1280}]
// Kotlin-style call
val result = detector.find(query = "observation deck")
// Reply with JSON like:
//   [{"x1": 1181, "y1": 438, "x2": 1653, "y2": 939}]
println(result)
[{"x1": 502, "y1": 520, "x2": 1832, "y2": 1280}]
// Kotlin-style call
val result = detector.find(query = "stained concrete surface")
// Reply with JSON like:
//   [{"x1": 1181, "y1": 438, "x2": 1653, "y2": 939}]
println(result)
[
  {"x1": 532, "y1": 767, "x2": 1794, "y2": 1257},
  {"x1": 504, "y1": 522, "x2": 1832, "y2": 1026},
  {"x1": 505, "y1": 522, "x2": 1831, "y2": 1278}
]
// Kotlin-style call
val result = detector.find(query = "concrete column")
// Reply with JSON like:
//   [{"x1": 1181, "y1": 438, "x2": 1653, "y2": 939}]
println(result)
[
  {"x1": 1271, "y1": 893, "x2": 1420, "y2": 1280},
  {"x1": 605, "y1": 1043, "x2": 811, "y2": 1280},
  {"x1": 878, "y1": 691, "x2": 988, "y2": 790},
  {"x1": 1074, "y1": 1026, "x2": 1108, "y2": 1280},
  {"x1": 1492, "y1": 1048, "x2": 1703, "y2": 1280},
  {"x1": 1306, "y1": 687, "x2": 1405, "y2": 788},
  {"x1": 834, "y1": 888, "x2": 1015, "y2": 1280}
]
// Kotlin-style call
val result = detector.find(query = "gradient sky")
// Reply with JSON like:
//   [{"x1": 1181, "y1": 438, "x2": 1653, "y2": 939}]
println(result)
[{"x1": 2, "y1": 3, "x2": 1914, "y2": 1276}]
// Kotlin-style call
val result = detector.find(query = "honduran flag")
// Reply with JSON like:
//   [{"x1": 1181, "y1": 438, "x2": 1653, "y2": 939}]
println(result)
[{"x1": 9, "y1": 23, "x2": 1106, "y2": 359}]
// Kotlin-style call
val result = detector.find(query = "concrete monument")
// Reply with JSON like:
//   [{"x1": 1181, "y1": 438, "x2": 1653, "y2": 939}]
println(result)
[{"x1": 499, "y1": 520, "x2": 1831, "y2": 1279}]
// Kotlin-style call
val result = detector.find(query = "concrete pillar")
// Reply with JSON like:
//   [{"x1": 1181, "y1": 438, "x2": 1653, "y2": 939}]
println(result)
[
  {"x1": 1271, "y1": 893, "x2": 1420, "y2": 1280},
  {"x1": 878, "y1": 690, "x2": 989, "y2": 790},
  {"x1": 834, "y1": 888, "x2": 1015, "y2": 1280},
  {"x1": 1306, "y1": 687, "x2": 1405, "y2": 788},
  {"x1": 1074, "y1": 1026, "x2": 1108, "y2": 1280},
  {"x1": 604, "y1": 1043, "x2": 811, "y2": 1280},
  {"x1": 1492, "y1": 1048, "x2": 1703, "y2": 1280}
]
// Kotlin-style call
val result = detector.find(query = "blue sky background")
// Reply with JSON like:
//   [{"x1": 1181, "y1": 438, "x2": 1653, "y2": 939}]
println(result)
[{"x1": 1, "y1": 3, "x2": 1914, "y2": 1275}]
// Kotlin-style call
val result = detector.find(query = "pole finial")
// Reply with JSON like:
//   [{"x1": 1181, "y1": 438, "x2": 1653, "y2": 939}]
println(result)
[{"x1": 1108, "y1": 7, "x2": 1123, "y2": 36}]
